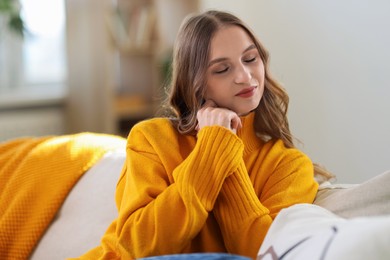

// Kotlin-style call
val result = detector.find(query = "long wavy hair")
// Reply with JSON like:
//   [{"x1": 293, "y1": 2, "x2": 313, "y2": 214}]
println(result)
[
  {"x1": 163, "y1": 10, "x2": 333, "y2": 180},
  {"x1": 167, "y1": 10, "x2": 291, "y2": 145}
]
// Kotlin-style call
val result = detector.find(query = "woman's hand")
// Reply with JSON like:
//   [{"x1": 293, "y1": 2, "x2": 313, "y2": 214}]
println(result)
[{"x1": 196, "y1": 100, "x2": 242, "y2": 134}]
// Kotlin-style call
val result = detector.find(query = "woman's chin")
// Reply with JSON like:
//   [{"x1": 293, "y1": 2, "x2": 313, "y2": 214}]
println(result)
[
  {"x1": 236, "y1": 101, "x2": 260, "y2": 116},
  {"x1": 237, "y1": 105, "x2": 258, "y2": 116},
  {"x1": 237, "y1": 109, "x2": 255, "y2": 117}
]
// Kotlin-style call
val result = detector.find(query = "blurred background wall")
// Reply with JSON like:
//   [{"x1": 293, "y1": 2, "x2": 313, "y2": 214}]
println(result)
[
  {"x1": 0, "y1": 0, "x2": 389, "y2": 184},
  {"x1": 199, "y1": 0, "x2": 390, "y2": 184}
]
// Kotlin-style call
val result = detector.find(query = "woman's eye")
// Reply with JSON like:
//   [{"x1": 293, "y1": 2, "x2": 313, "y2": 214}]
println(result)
[
  {"x1": 244, "y1": 57, "x2": 256, "y2": 63},
  {"x1": 215, "y1": 67, "x2": 229, "y2": 74}
]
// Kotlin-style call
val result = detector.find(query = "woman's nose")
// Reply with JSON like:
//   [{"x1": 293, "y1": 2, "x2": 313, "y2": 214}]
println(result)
[{"x1": 234, "y1": 64, "x2": 252, "y2": 84}]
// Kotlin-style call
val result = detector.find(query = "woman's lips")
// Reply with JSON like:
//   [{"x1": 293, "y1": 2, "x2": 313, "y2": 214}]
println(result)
[{"x1": 236, "y1": 86, "x2": 257, "y2": 98}]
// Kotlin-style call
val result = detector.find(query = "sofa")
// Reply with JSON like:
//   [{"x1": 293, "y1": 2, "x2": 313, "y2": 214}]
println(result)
[{"x1": 1, "y1": 133, "x2": 389, "y2": 260}]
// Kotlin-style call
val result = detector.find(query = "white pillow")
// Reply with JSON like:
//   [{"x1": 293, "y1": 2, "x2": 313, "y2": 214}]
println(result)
[
  {"x1": 257, "y1": 203, "x2": 390, "y2": 260},
  {"x1": 30, "y1": 149, "x2": 125, "y2": 260}
]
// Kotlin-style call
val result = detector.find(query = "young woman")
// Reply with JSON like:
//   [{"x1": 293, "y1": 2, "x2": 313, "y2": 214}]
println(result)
[{"x1": 77, "y1": 10, "x2": 322, "y2": 260}]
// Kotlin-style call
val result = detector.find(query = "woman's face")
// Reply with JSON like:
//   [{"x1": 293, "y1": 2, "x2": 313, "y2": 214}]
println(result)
[{"x1": 205, "y1": 25, "x2": 265, "y2": 116}]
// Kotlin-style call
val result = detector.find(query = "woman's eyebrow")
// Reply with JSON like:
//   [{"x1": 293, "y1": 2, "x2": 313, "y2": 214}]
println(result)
[
  {"x1": 244, "y1": 44, "x2": 257, "y2": 53},
  {"x1": 208, "y1": 57, "x2": 228, "y2": 67},
  {"x1": 208, "y1": 44, "x2": 257, "y2": 67}
]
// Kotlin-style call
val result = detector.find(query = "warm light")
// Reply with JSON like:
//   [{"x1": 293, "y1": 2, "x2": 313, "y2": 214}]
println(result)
[{"x1": 20, "y1": 0, "x2": 65, "y2": 37}]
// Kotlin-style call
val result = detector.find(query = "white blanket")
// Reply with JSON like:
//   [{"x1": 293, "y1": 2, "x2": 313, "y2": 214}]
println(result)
[{"x1": 257, "y1": 204, "x2": 390, "y2": 260}]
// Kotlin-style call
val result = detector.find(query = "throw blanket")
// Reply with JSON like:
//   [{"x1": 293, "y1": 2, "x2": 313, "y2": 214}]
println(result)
[{"x1": 0, "y1": 133, "x2": 126, "y2": 260}]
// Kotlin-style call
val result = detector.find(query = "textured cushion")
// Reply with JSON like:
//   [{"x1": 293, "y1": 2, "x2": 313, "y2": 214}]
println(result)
[{"x1": 314, "y1": 170, "x2": 390, "y2": 218}]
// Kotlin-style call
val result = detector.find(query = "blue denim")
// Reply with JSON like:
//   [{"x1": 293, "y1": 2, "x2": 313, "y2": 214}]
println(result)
[{"x1": 139, "y1": 253, "x2": 251, "y2": 260}]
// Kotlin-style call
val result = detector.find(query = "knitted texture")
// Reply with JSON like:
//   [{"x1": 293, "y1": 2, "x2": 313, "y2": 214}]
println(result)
[
  {"x1": 0, "y1": 133, "x2": 125, "y2": 260},
  {"x1": 76, "y1": 113, "x2": 318, "y2": 259}
]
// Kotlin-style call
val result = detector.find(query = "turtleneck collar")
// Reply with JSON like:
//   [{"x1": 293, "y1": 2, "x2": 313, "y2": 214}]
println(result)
[{"x1": 237, "y1": 112, "x2": 263, "y2": 154}]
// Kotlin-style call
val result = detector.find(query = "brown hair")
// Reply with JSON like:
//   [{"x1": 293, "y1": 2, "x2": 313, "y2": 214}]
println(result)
[
  {"x1": 164, "y1": 10, "x2": 334, "y2": 181},
  {"x1": 167, "y1": 10, "x2": 292, "y2": 144}
]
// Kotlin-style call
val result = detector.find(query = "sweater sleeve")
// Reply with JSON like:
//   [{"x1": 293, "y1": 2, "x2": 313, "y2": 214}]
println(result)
[
  {"x1": 213, "y1": 142, "x2": 318, "y2": 259},
  {"x1": 213, "y1": 160, "x2": 271, "y2": 259},
  {"x1": 79, "y1": 124, "x2": 244, "y2": 259},
  {"x1": 173, "y1": 126, "x2": 244, "y2": 211}
]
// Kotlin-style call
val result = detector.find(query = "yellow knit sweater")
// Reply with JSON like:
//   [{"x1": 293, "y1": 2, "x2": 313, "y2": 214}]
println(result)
[
  {"x1": 77, "y1": 113, "x2": 318, "y2": 260},
  {"x1": 0, "y1": 133, "x2": 126, "y2": 260}
]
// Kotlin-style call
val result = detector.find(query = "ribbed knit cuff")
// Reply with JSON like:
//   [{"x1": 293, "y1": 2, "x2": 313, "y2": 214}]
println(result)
[
  {"x1": 173, "y1": 126, "x2": 244, "y2": 211},
  {"x1": 214, "y1": 161, "x2": 269, "y2": 230}
]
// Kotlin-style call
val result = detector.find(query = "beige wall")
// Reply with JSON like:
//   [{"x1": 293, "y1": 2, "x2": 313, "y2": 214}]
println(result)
[
  {"x1": 65, "y1": 0, "x2": 116, "y2": 134},
  {"x1": 200, "y1": 0, "x2": 390, "y2": 183}
]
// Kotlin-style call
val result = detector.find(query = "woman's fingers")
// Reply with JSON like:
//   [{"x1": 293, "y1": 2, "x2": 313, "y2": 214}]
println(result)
[
  {"x1": 230, "y1": 115, "x2": 242, "y2": 132},
  {"x1": 197, "y1": 100, "x2": 242, "y2": 134}
]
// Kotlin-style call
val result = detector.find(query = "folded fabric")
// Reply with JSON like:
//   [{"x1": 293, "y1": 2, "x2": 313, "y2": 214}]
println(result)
[
  {"x1": 0, "y1": 133, "x2": 126, "y2": 260},
  {"x1": 257, "y1": 203, "x2": 390, "y2": 260},
  {"x1": 314, "y1": 170, "x2": 390, "y2": 218}
]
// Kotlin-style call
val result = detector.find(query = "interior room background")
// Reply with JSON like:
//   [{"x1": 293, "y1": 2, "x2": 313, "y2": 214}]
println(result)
[{"x1": 0, "y1": 0, "x2": 389, "y2": 184}]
